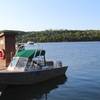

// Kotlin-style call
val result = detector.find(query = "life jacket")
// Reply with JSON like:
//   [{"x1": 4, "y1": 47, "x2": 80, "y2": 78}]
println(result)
[{"x1": 0, "y1": 49, "x2": 5, "y2": 60}]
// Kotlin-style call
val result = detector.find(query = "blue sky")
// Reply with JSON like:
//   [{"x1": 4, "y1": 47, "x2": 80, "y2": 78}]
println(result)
[{"x1": 0, "y1": 0, "x2": 100, "y2": 31}]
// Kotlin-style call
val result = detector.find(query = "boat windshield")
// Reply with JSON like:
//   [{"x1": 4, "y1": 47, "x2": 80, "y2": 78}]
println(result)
[
  {"x1": 8, "y1": 57, "x2": 28, "y2": 71},
  {"x1": 10, "y1": 57, "x2": 19, "y2": 67},
  {"x1": 15, "y1": 57, "x2": 28, "y2": 68}
]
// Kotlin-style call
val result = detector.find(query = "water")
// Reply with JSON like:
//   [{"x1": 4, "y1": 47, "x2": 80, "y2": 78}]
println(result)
[{"x1": 0, "y1": 42, "x2": 100, "y2": 100}]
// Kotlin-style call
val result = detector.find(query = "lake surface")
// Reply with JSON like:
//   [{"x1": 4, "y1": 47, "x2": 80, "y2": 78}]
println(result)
[{"x1": 0, "y1": 42, "x2": 100, "y2": 100}]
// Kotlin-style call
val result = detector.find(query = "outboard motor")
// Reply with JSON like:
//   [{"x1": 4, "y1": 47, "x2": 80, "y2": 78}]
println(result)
[{"x1": 55, "y1": 61, "x2": 62, "y2": 68}]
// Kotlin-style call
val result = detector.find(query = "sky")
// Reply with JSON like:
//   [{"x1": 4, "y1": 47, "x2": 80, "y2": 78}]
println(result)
[{"x1": 0, "y1": 0, "x2": 100, "y2": 31}]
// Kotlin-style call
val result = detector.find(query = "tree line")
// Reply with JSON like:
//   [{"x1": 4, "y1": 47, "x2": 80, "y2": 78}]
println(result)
[{"x1": 16, "y1": 30, "x2": 100, "y2": 43}]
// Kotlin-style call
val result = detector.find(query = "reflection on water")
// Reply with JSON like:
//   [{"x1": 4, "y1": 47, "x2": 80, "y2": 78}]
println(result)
[{"x1": 0, "y1": 75, "x2": 67, "y2": 100}]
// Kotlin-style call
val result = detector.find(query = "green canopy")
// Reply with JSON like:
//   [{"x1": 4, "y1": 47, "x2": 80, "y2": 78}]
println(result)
[{"x1": 15, "y1": 49, "x2": 45, "y2": 58}]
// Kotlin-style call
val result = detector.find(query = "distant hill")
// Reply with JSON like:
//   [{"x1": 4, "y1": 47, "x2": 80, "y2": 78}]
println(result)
[{"x1": 16, "y1": 30, "x2": 100, "y2": 43}]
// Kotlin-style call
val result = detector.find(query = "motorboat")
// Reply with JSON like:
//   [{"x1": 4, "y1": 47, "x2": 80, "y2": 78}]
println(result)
[{"x1": 0, "y1": 42, "x2": 68, "y2": 85}]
